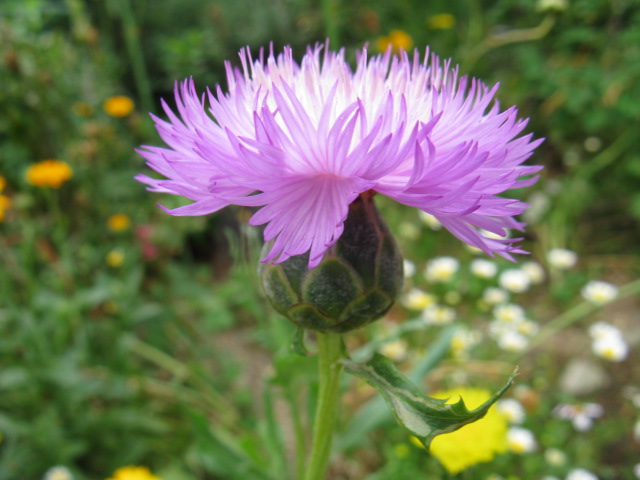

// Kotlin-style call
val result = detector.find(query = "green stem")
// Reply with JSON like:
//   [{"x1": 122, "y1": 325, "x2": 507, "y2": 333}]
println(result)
[
  {"x1": 287, "y1": 384, "x2": 307, "y2": 480},
  {"x1": 117, "y1": 0, "x2": 154, "y2": 114},
  {"x1": 321, "y1": 0, "x2": 340, "y2": 46},
  {"x1": 304, "y1": 332, "x2": 344, "y2": 480}
]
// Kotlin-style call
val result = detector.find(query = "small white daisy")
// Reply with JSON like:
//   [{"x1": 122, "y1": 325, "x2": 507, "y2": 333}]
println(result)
[
  {"x1": 566, "y1": 468, "x2": 598, "y2": 480},
  {"x1": 554, "y1": 403, "x2": 604, "y2": 432},
  {"x1": 422, "y1": 305, "x2": 456, "y2": 325},
  {"x1": 581, "y1": 280, "x2": 618, "y2": 305},
  {"x1": 544, "y1": 448, "x2": 567, "y2": 467},
  {"x1": 493, "y1": 304, "x2": 526, "y2": 324},
  {"x1": 547, "y1": 248, "x2": 578, "y2": 269},
  {"x1": 497, "y1": 398, "x2": 526, "y2": 424},
  {"x1": 44, "y1": 467, "x2": 74, "y2": 480},
  {"x1": 425, "y1": 256, "x2": 459, "y2": 283},
  {"x1": 380, "y1": 339, "x2": 409, "y2": 362},
  {"x1": 483, "y1": 287, "x2": 510, "y2": 305},
  {"x1": 499, "y1": 268, "x2": 531, "y2": 293},
  {"x1": 592, "y1": 335, "x2": 629, "y2": 362},
  {"x1": 403, "y1": 259, "x2": 416, "y2": 278},
  {"x1": 521, "y1": 261, "x2": 546, "y2": 284},
  {"x1": 402, "y1": 288, "x2": 436, "y2": 310},
  {"x1": 507, "y1": 427, "x2": 537, "y2": 453},
  {"x1": 470, "y1": 259, "x2": 498, "y2": 279},
  {"x1": 497, "y1": 330, "x2": 529, "y2": 352}
]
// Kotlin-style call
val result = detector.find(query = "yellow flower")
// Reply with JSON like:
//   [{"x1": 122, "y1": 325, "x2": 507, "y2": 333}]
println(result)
[
  {"x1": 0, "y1": 175, "x2": 6, "y2": 192},
  {"x1": 428, "y1": 387, "x2": 508, "y2": 474},
  {"x1": 0, "y1": 195, "x2": 11, "y2": 221},
  {"x1": 376, "y1": 29, "x2": 413, "y2": 53},
  {"x1": 427, "y1": 13, "x2": 456, "y2": 30},
  {"x1": 106, "y1": 466, "x2": 161, "y2": 480},
  {"x1": 106, "y1": 249, "x2": 125, "y2": 267},
  {"x1": 108, "y1": 213, "x2": 131, "y2": 232},
  {"x1": 26, "y1": 160, "x2": 73, "y2": 188},
  {"x1": 103, "y1": 95, "x2": 135, "y2": 117}
]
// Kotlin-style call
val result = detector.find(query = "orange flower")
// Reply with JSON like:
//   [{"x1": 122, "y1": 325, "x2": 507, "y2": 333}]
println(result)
[
  {"x1": 103, "y1": 95, "x2": 135, "y2": 117},
  {"x1": 26, "y1": 160, "x2": 73, "y2": 188},
  {"x1": 108, "y1": 213, "x2": 131, "y2": 232},
  {"x1": 376, "y1": 30, "x2": 413, "y2": 53},
  {"x1": 0, "y1": 195, "x2": 11, "y2": 221}
]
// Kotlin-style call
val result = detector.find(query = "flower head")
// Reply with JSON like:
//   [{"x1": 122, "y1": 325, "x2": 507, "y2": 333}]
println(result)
[
  {"x1": 554, "y1": 402, "x2": 604, "y2": 431},
  {"x1": 137, "y1": 43, "x2": 542, "y2": 268},
  {"x1": 0, "y1": 194, "x2": 10, "y2": 222},
  {"x1": 376, "y1": 30, "x2": 413, "y2": 53},
  {"x1": 547, "y1": 248, "x2": 578, "y2": 269},
  {"x1": 470, "y1": 258, "x2": 498, "y2": 279},
  {"x1": 507, "y1": 426, "x2": 537, "y2": 453},
  {"x1": 425, "y1": 256, "x2": 459, "y2": 282},
  {"x1": 26, "y1": 160, "x2": 73, "y2": 188},
  {"x1": 104, "y1": 95, "x2": 135, "y2": 117},
  {"x1": 499, "y1": 268, "x2": 531, "y2": 293},
  {"x1": 581, "y1": 280, "x2": 618, "y2": 305},
  {"x1": 497, "y1": 398, "x2": 526, "y2": 424},
  {"x1": 566, "y1": 468, "x2": 598, "y2": 480},
  {"x1": 106, "y1": 466, "x2": 161, "y2": 480},
  {"x1": 44, "y1": 466, "x2": 74, "y2": 480},
  {"x1": 108, "y1": 213, "x2": 132, "y2": 232}
]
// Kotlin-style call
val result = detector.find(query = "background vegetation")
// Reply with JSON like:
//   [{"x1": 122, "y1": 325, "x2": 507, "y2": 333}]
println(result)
[{"x1": 1, "y1": 0, "x2": 639, "y2": 479}]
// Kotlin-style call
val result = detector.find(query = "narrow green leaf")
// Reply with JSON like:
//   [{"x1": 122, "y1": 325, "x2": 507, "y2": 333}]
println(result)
[{"x1": 343, "y1": 353, "x2": 516, "y2": 448}]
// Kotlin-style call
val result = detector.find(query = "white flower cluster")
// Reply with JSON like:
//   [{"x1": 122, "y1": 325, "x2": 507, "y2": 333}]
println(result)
[
  {"x1": 553, "y1": 402, "x2": 604, "y2": 432},
  {"x1": 588, "y1": 321, "x2": 629, "y2": 362},
  {"x1": 489, "y1": 303, "x2": 539, "y2": 352}
]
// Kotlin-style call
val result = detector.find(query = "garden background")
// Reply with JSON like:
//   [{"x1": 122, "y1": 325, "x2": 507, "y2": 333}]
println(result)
[{"x1": 1, "y1": 0, "x2": 639, "y2": 479}]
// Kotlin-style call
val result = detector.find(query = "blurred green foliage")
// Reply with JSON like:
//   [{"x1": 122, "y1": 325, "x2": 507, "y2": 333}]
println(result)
[{"x1": 0, "y1": 0, "x2": 639, "y2": 479}]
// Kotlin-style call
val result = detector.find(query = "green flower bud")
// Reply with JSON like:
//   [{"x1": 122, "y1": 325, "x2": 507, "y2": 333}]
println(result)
[{"x1": 260, "y1": 192, "x2": 403, "y2": 333}]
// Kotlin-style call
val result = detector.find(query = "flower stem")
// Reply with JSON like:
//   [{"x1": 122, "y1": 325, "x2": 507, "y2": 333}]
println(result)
[{"x1": 304, "y1": 332, "x2": 344, "y2": 480}]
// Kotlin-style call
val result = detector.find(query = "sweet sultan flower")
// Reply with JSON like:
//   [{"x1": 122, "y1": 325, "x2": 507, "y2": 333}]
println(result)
[{"x1": 137, "y1": 43, "x2": 542, "y2": 268}]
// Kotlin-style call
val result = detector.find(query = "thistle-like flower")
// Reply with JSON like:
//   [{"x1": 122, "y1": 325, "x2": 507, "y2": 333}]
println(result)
[{"x1": 137, "y1": 43, "x2": 542, "y2": 268}]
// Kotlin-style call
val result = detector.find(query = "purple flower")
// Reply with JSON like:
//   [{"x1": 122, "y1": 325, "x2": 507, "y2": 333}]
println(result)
[{"x1": 137, "y1": 43, "x2": 542, "y2": 268}]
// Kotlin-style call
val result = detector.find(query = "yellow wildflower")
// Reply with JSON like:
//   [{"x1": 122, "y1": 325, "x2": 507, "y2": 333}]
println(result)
[
  {"x1": 108, "y1": 213, "x2": 131, "y2": 232},
  {"x1": 376, "y1": 29, "x2": 413, "y2": 53},
  {"x1": 428, "y1": 387, "x2": 508, "y2": 474},
  {"x1": 106, "y1": 249, "x2": 125, "y2": 267},
  {"x1": 103, "y1": 95, "x2": 135, "y2": 117},
  {"x1": 26, "y1": 160, "x2": 73, "y2": 188},
  {"x1": 106, "y1": 466, "x2": 161, "y2": 480},
  {"x1": 427, "y1": 13, "x2": 456, "y2": 30},
  {"x1": 0, "y1": 175, "x2": 6, "y2": 192},
  {"x1": 0, "y1": 195, "x2": 11, "y2": 221}
]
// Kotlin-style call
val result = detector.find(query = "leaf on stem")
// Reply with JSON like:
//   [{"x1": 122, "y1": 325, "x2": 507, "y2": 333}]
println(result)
[{"x1": 342, "y1": 353, "x2": 516, "y2": 448}]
